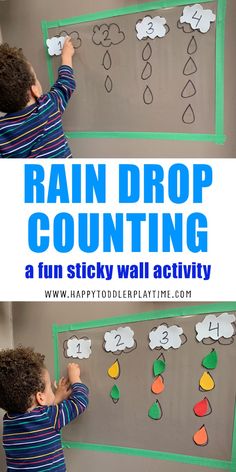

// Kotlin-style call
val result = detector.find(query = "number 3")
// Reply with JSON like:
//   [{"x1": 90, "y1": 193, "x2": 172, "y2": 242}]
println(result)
[{"x1": 146, "y1": 21, "x2": 154, "y2": 35}]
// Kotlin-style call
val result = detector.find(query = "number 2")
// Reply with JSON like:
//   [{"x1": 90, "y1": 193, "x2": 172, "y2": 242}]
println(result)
[{"x1": 114, "y1": 334, "x2": 124, "y2": 347}]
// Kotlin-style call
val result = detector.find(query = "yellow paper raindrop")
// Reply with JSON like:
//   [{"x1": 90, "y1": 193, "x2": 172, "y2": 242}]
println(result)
[
  {"x1": 199, "y1": 372, "x2": 215, "y2": 391},
  {"x1": 107, "y1": 359, "x2": 120, "y2": 379}
]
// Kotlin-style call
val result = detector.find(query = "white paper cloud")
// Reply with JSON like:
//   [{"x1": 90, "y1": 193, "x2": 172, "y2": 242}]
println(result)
[
  {"x1": 196, "y1": 313, "x2": 236, "y2": 342},
  {"x1": 149, "y1": 324, "x2": 184, "y2": 350},
  {"x1": 64, "y1": 336, "x2": 91, "y2": 359},
  {"x1": 104, "y1": 326, "x2": 135, "y2": 353},
  {"x1": 136, "y1": 16, "x2": 168, "y2": 40},
  {"x1": 180, "y1": 4, "x2": 216, "y2": 33},
  {"x1": 46, "y1": 36, "x2": 66, "y2": 56}
]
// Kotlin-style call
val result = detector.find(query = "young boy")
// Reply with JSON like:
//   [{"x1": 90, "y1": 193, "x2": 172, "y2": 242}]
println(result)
[
  {"x1": 0, "y1": 346, "x2": 89, "y2": 471},
  {"x1": 0, "y1": 38, "x2": 75, "y2": 158}
]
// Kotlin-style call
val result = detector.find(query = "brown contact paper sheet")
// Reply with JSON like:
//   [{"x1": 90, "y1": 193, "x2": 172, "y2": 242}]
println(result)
[
  {"x1": 48, "y1": 3, "x2": 216, "y2": 134},
  {"x1": 56, "y1": 310, "x2": 236, "y2": 461}
]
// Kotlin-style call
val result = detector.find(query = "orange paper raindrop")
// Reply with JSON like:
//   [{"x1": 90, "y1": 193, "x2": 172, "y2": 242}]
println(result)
[
  {"x1": 107, "y1": 359, "x2": 120, "y2": 379},
  {"x1": 199, "y1": 372, "x2": 215, "y2": 391},
  {"x1": 151, "y1": 375, "x2": 165, "y2": 394},
  {"x1": 193, "y1": 425, "x2": 208, "y2": 446}
]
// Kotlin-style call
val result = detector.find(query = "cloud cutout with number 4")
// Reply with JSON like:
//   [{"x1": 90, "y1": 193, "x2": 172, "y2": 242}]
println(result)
[
  {"x1": 195, "y1": 313, "x2": 236, "y2": 342},
  {"x1": 180, "y1": 4, "x2": 216, "y2": 33}
]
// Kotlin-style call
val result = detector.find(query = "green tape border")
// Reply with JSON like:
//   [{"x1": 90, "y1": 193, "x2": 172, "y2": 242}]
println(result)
[
  {"x1": 53, "y1": 302, "x2": 236, "y2": 469},
  {"x1": 41, "y1": 0, "x2": 226, "y2": 144}
]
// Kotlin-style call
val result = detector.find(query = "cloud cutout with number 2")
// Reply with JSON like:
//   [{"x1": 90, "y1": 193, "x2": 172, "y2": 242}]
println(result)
[{"x1": 103, "y1": 326, "x2": 137, "y2": 354}]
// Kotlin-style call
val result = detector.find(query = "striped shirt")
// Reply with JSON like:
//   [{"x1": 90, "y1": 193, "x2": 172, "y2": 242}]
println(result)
[
  {"x1": 3, "y1": 383, "x2": 89, "y2": 471},
  {"x1": 0, "y1": 65, "x2": 76, "y2": 158}
]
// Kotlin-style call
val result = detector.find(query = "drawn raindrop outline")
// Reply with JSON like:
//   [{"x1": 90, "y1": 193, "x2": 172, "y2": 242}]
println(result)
[
  {"x1": 181, "y1": 79, "x2": 197, "y2": 98},
  {"x1": 105, "y1": 75, "x2": 113, "y2": 93},
  {"x1": 143, "y1": 85, "x2": 154, "y2": 105},
  {"x1": 183, "y1": 56, "x2": 198, "y2": 76},
  {"x1": 102, "y1": 50, "x2": 112, "y2": 70},
  {"x1": 142, "y1": 42, "x2": 152, "y2": 61},
  {"x1": 182, "y1": 104, "x2": 195, "y2": 124},
  {"x1": 187, "y1": 36, "x2": 198, "y2": 55},
  {"x1": 141, "y1": 61, "x2": 153, "y2": 80}
]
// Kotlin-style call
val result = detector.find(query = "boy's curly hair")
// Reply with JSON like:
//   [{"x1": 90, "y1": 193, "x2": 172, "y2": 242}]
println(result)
[
  {"x1": 0, "y1": 346, "x2": 46, "y2": 414},
  {"x1": 0, "y1": 43, "x2": 36, "y2": 113}
]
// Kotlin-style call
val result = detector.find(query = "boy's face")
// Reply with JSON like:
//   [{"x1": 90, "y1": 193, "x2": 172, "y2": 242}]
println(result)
[{"x1": 36, "y1": 369, "x2": 55, "y2": 407}]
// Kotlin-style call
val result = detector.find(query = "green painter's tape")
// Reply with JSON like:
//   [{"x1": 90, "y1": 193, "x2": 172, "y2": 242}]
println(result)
[
  {"x1": 42, "y1": 0, "x2": 226, "y2": 143},
  {"x1": 54, "y1": 302, "x2": 236, "y2": 334},
  {"x1": 215, "y1": 0, "x2": 226, "y2": 139},
  {"x1": 45, "y1": 0, "x2": 214, "y2": 28},
  {"x1": 52, "y1": 324, "x2": 60, "y2": 382},
  {"x1": 62, "y1": 441, "x2": 230, "y2": 469},
  {"x1": 65, "y1": 131, "x2": 226, "y2": 143},
  {"x1": 53, "y1": 303, "x2": 236, "y2": 468},
  {"x1": 230, "y1": 401, "x2": 236, "y2": 472},
  {"x1": 41, "y1": 21, "x2": 54, "y2": 87}
]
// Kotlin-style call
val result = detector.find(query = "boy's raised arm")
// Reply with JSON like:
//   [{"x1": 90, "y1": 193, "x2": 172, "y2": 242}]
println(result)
[
  {"x1": 47, "y1": 363, "x2": 89, "y2": 431},
  {"x1": 48, "y1": 37, "x2": 76, "y2": 114}
]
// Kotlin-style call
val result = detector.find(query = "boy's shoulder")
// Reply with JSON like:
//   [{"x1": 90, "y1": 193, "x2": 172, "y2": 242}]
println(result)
[{"x1": 4, "y1": 406, "x2": 49, "y2": 421}]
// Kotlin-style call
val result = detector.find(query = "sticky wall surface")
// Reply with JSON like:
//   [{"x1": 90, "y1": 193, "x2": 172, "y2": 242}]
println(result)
[
  {"x1": 11, "y1": 301, "x2": 235, "y2": 472},
  {"x1": 0, "y1": 0, "x2": 236, "y2": 157}
]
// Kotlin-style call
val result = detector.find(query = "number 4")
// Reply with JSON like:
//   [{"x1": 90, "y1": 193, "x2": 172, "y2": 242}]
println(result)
[{"x1": 208, "y1": 322, "x2": 220, "y2": 338}]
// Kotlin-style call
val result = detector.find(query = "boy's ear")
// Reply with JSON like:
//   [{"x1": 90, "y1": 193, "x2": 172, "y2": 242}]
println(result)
[
  {"x1": 31, "y1": 84, "x2": 41, "y2": 99},
  {"x1": 36, "y1": 391, "x2": 47, "y2": 406}
]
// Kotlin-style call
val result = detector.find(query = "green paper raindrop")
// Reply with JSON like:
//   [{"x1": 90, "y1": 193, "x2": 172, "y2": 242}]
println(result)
[
  {"x1": 202, "y1": 349, "x2": 218, "y2": 370},
  {"x1": 153, "y1": 358, "x2": 166, "y2": 377},
  {"x1": 148, "y1": 400, "x2": 162, "y2": 420},
  {"x1": 110, "y1": 384, "x2": 120, "y2": 403}
]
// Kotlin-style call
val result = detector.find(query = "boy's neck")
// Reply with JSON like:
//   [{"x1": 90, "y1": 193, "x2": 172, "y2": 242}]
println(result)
[{"x1": 27, "y1": 97, "x2": 37, "y2": 107}]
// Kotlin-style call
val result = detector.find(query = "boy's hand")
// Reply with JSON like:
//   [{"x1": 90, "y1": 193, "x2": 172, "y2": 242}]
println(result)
[
  {"x1": 61, "y1": 37, "x2": 75, "y2": 67},
  {"x1": 67, "y1": 362, "x2": 82, "y2": 384},
  {"x1": 54, "y1": 377, "x2": 72, "y2": 404}
]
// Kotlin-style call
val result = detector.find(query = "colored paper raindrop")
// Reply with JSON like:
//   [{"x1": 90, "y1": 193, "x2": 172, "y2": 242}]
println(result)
[
  {"x1": 187, "y1": 36, "x2": 197, "y2": 55},
  {"x1": 110, "y1": 384, "x2": 120, "y2": 403},
  {"x1": 148, "y1": 400, "x2": 162, "y2": 420},
  {"x1": 193, "y1": 425, "x2": 208, "y2": 446},
  {"x1": 107, "y1": 359, "x2": 120, "y2": 379},
  {"x1": 153, "y1": 357, "x2": 166, "y2": 377},
  {"x1": 199, "y1": 372, "x2": 215, "y2": 391},
  {"x1": 183, "y1": 57, "x2": 197, "y2": 75},
  {"x1": 102, "y1": 50, "x2": 112, "y2": 70},
  {"x1": 142, "y1": 42, "x2": 152, "y2": 61},
  {"x1": 141, "y1": 61, "x2": 152, "y2": 80},
  {"x1": 202, "y1": 349, "x2": 218, "y2": 370},
  {"x1": 193, "y1": 397, "x2": 212, "y2": 417},
  {"x1": 105, "y1": 75, "x2": 113, "y2": 93},
  {"x1": 182, "y1": 104, "x2": 195, "y2": 124},
  {"x1": 151, "y1": 375, "x2": 165, "y2": 394},
  {"x1": 181, "y1": 79, "x2": 196, "y2": 98}
]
